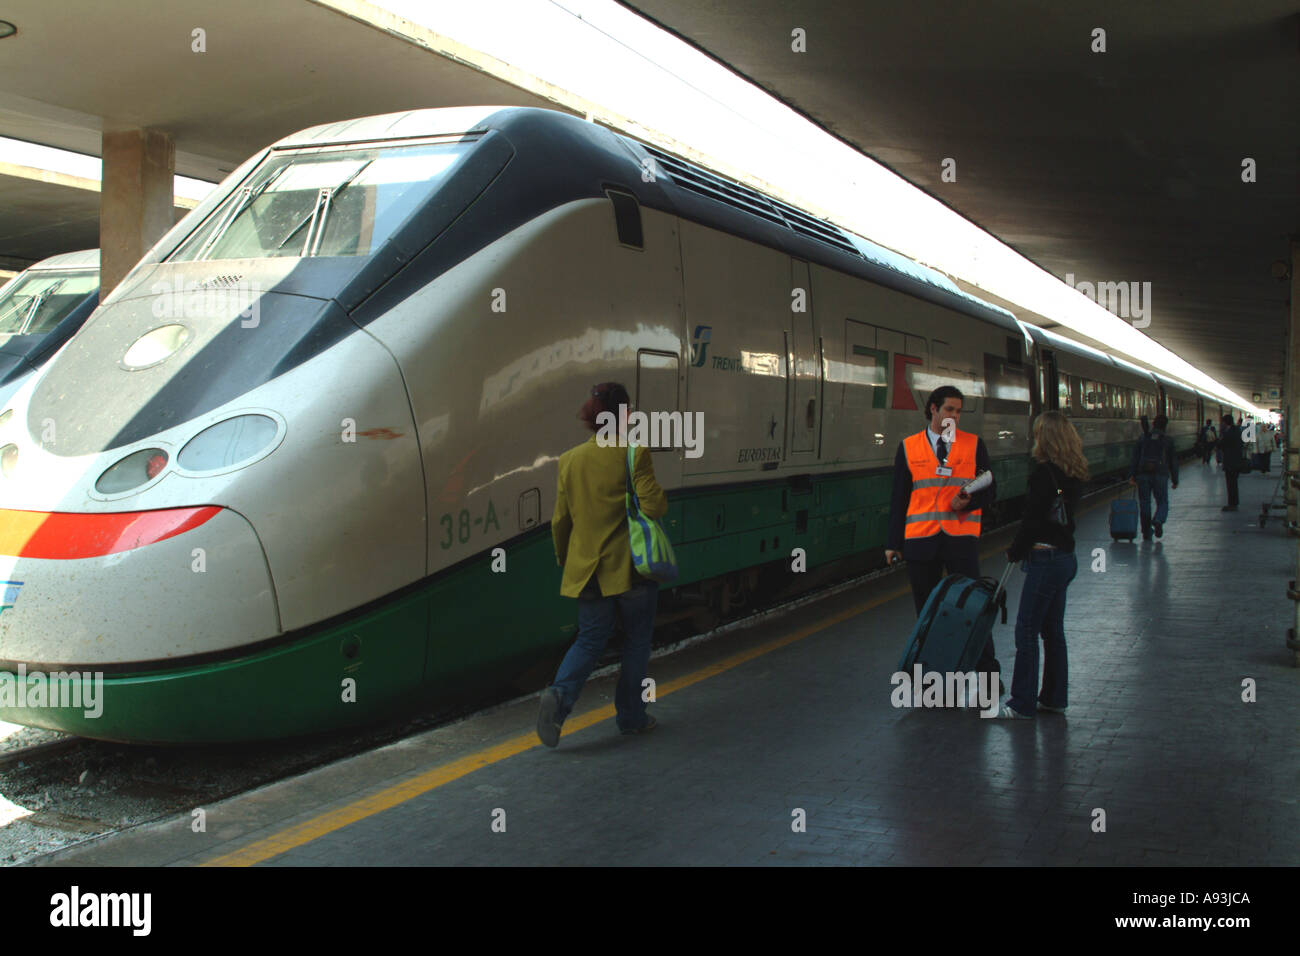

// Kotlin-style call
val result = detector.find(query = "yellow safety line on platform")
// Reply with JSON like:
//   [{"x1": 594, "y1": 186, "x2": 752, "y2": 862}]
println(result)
[{"x1": 203, "y1": 492, "x2": 1116, "y2": 866}]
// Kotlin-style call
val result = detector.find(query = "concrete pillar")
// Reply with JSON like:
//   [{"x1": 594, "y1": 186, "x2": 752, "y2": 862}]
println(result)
[
  {"x1": 1289, "y1": 240, "x2": 1300, "y2": 666},
  {"x1": 99, "y1": 128, "x2": 174, "y2": 302},
  {"x1": 1289, "y1": 238, "x2": 1300, "y2": 531}
]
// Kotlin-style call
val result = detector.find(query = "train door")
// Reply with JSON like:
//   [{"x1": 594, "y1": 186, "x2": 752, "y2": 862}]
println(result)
[
  {"x1": 1040, "y1": 349, "x2": 1059, "y2": 410},
  {"x1": 637, "y1": 349, "x2": 682, "y2": 487},
  {"x1": 787, "y1": 259, "x2": 821, "y2": 458}
]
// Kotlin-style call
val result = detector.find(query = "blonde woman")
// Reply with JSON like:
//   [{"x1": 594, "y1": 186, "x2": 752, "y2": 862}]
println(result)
[{"x1": 998, "y1": 411, "x2": 1089, "y2": 719}]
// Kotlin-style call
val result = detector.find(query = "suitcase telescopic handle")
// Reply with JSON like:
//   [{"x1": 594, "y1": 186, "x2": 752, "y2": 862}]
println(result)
[{"x1": 995, "y1": 560, "x2": 1015, "y2": 597}]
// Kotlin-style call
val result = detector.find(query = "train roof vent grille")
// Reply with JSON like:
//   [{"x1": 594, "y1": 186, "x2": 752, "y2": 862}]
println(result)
[
  {"x1": 768, "y1": 198, "x2": 860, "y2": 255},
  {"x1": 640, "y1": 143, "x2": 859, "y2": 256},
  {"x1": 642, "y1": 144, "x2": 785, "y2": 226}
]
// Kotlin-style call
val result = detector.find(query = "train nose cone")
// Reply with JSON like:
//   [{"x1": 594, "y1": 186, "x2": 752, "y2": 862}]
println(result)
[
  {"x1": 0, "y1": 505, "x2": 279, "y2": 667},
  {"x1": 26, "y1": 287, "x2": 343, "y2": 458}
]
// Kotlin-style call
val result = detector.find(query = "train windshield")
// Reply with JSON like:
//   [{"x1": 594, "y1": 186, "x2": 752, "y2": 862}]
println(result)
[
  {"x1": 0, "y1": 270, "x2": 98, "y2": 335},
  {"x1": 169, "y1": 137, "x2": 475, "y2": 262}
]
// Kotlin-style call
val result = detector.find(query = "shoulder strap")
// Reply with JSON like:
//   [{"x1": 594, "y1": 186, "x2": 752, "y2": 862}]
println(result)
[
  {"x1": 625, "y1": 444, "x2": 638, "y2": 513},
  {"x1": 1044, "y1": 461, "x2": 1063, "y2": 492}
]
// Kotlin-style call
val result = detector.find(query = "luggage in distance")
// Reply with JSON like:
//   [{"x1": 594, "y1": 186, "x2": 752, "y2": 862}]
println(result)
[
  {"x1": 897, "y1": 562, "x2": 1013, "y2": 676},
  {"x1": 1110, "y1": 488, "x2": 1139, "y2": 541}
]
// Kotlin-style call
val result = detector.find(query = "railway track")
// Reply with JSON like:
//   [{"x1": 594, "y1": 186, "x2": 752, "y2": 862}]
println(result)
[{"x1": 0, "y1": 736, "x2": 80, "y2": 771}]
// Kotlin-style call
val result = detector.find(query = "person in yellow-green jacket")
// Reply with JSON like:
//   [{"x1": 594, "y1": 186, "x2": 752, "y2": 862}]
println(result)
[{"x1": 537, "y1": 382, "x2": 669, "y2": 748}]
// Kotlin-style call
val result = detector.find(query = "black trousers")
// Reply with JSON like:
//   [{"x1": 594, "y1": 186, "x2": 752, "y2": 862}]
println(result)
[
  {"x1": 905, "y1": 534, "x2": 1001, "y2": 677},
  {"x1": 1225, "y1": 469, "x2": 1240, "y2": 506}
]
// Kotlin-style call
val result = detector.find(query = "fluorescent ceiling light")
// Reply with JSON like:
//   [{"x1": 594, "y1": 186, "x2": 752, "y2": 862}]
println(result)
[{"x1": 341, "y1": 0, "x2": 1263, "y2": 413}]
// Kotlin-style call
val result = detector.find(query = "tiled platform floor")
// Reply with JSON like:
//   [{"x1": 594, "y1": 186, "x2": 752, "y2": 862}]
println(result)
[{"x1": 37, "y1": 459, "x2": 1300, "y2": 866}]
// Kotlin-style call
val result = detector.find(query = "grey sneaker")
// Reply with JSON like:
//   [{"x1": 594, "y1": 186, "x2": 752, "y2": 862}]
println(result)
[
  {"x1": 536, "y1": 687, "x2": 563, "y2": 748},
  {"x1": 995, "y1": 704, "x2": 1032, "y2": 719}
]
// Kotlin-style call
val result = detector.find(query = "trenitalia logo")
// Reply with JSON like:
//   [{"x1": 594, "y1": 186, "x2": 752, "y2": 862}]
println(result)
[
  {"x1": 0, "y1": 580, "x2": 20, "y2": 617},
  {"x1": 689, "y1": 324, "x2": 711, "y2": 367}
]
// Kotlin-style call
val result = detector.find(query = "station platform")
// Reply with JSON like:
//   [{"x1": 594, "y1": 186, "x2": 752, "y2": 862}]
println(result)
[{"x1": 35, "y1": 460, "x2": 1300, "y2": 866}]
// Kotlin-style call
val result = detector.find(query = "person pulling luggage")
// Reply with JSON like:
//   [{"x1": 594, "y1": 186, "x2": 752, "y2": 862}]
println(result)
[
  {"x1": 998, "y1": 411, "x2": 1087, "y2": 718},
  {"x1": 1128, "y1": 414, "x2": 1178, "y2": 540},
  {"x1": 885, "y1": 385, "x2": 1000, "y2": 687}
]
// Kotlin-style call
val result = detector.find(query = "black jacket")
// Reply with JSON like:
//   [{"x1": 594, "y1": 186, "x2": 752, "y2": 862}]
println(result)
[
  {"x1": 1220, "y1": 423, "x2": 1245, "y2": 471},
  {"x1": 1129, "y1": 429, "x2": 1178, "y2": 484},
  {"x1": 1008, "y1": 462, "x2": 1081, "y2": 561},
  {"x1": 888, "y1": 431, "x2": 996, "y2": 558}
]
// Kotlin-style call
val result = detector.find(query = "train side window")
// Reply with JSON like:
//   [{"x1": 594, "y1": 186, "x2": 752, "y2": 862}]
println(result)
[{"x1": 983, "y1": 352, "x2": 1031, "y2": 416}]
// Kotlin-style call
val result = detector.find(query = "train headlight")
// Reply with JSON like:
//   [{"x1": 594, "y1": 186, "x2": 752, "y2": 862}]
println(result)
[
  {"x1": 0, "y1": 444, "x2": 16, "y2": 479},
  {"x1": 122, "y1": 324, "x2": 190, "y2": 370},
  {"x1": 95, "y1": 448, "x2": 169, "y2": 494},
  {"x1": 0, "y1": 409, "x2": 11, "y2": 429},
  {"x1": 178, "y1": 414, "x2": 279, "y2": 472}
]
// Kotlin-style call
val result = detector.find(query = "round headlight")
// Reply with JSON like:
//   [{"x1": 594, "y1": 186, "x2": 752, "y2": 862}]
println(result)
[
  {"x1": 123, "y1": 324, "x2": 191, "y2": 370},
  {"x1": 0, "y1": 409, "x2": 11, "y2": 429},
  {"x1": 178, "y1": 414, "x2": 279, "y2": 472},
  {"x1": 95, "y1": 448, "x2": 169, "y2": 494},
  {"x1": 0, "y1": 444, "x2": 16, "y2": 479}
]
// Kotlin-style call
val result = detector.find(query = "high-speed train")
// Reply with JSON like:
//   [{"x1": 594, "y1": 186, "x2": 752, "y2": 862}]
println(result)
[
  {"x1": 0, "y1": 250, "x2": 99, "y2": 406},
  {"x1": 0, "y1": 107, "x2": 1238, "y2": 743}
]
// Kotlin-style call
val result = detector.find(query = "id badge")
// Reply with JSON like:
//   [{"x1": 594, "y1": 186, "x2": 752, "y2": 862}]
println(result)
[{"x1": 935, "y1": 466, "x2": 953, "y2": 477}]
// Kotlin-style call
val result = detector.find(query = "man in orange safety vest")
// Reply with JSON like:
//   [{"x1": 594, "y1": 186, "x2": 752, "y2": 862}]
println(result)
[{"x1": 885, "y1": 385, "x2": 1001, "y2": 681}]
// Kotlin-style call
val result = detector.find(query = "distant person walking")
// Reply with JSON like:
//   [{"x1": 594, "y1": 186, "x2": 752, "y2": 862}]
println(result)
[
  {"x1": 1197, "y1": 419, "x2": 1217, "y2": 465},
  {"x1": 1220, "y1": 413, "x2": 1244, "y2": 511},
  {"x1": 537, "y1": 383, "x2": 667, "y2": 747},
  {"x1": 1128, "y1": 414, "x2": 1178, "y2": 540},
  {"x1": 998, "y1": 411, "x2": 1087, "y2": 719},
  {"x1": 1257, "y1": 422, "x2": 1273, "y2": 473}
]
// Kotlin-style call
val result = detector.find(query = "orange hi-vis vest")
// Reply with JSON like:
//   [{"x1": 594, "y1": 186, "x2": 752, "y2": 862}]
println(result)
[{"x1": 903, "y1": 429, "x2": 981, "y2": 539}]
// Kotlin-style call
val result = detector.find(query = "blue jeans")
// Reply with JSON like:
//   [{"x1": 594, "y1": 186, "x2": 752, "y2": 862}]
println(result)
[
  {"x1": 551, "y1": 578, "x2": 658, "y2": 731},
  {"x1": 1135, "y1": 474, "x2": 1169, "y2": 534},
  {"x1": 1008, "y1": 549, "x2": 1077, "y2": 716}
]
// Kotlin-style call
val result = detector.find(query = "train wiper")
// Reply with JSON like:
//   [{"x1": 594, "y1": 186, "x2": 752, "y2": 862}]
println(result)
[
  {"x1": 277, "y1": 159, "x2": 373, "y2": 257},
  {"x1": 196, "y1": 165, "x2": 288, "y2": 261},
  {"x1": 18, "y1": 278, "x2": 66, "y2": 334}
]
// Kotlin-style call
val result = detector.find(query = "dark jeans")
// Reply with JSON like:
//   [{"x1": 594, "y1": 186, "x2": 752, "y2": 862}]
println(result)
[
  {"x1": 906, "y1": 533, "x2": 1000, "y2": 677},
  {"x1": 1007, "y1": 549, "x2": 1077, "y2": 716},
  {"x1": 551, "y1": 577, "x2": 658, "y2": 731},
  {"x1": 1225, "y1": 468, "x2": 1240, "y2": 506},
  {"x1": 1135, "y1": 474, "x2": 1169, "y2": 534}
]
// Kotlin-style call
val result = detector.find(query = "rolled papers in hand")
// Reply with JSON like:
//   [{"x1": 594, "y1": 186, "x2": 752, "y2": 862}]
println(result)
[{"x1": 960, "y1": 469, "x2": 992, "y2": 496}]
